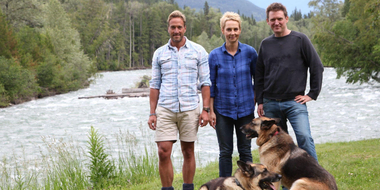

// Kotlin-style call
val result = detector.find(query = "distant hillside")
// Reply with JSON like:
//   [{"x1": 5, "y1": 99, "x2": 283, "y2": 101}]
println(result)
[{"x1": 175, "y1": 0, "x2": 266, "y2": 21}]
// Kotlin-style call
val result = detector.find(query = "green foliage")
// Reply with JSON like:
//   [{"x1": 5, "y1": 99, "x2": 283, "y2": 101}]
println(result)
[
  {"x1": 311, "y1": 0, "x2": 380, "y2": 83},
  {"x1": 0, "y1": 0, "x2": 42, "y2": 29},
  {"x1": 87, "y1": 126, "x2": 116, "y2": 188},
  {"x1": 135, "y1": 75, "x2": 151, "y2": 88},
  {"x1": 113, "y1": 130, "x2": 159, "y2": 187},
  {"x1": 0, "y1": 56, "x2": 38, "y2": 104},
  {"x1": 53, "y1": 0, "x2": 315, "y2": 72},
  {"x1": 0, "y1": 0, "x2": 98, "y2": 107},
  {"x1": 15, "y1": 26, "x2": 61, "y2": 93},
  {"x1": 195, "y1": 31, "x2": 223, "y2": 53},
  {"x1": 0, "y1": 83, "x2": 9, "y2": 107},
  {"x1": 41, "y1": 0, "x2": 95, "y2": 92},
  {"x1": 342, "y1": 0, "x2": 350, "y2": 17},
  {"x1": 203, "y1": 1, "x2": 209, "y2": 16},
  {"x1": 0, "y1": 10, "x2": 17, "y2": 59},
  {"x1": 290, "y1": 7, "x2": 303, "y2": 21},
  {"x1": 365, "y1": 1, "x2": 380, "y2": 27},
  {"x1": 175, "y1": 0, "x2": 266, "y2": 21},
  {"x1": 6, "y1": 0, "x2": 367, "y2": 107},
  {"x1": 41, "y1": 136, "x2": 90, "y2": 190}
]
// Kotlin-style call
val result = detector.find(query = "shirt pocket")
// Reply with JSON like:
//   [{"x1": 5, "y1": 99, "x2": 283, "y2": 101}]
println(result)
[
  {"x1": 159, "y1": 55, "x2": 172, "y2": 73},
  {"x1": 184, "y1": 53, "x2": 198, "y2": 71}
]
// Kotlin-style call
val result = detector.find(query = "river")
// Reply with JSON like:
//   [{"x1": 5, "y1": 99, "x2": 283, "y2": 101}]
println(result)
[{"x1": 1, "y1": 68, "x2": 379, "y2": 171}]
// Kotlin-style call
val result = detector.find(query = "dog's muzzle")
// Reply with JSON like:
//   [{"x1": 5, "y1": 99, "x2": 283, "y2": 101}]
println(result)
[{"x1": 240, "y1": 125, "x2": 258, "y2": 139}]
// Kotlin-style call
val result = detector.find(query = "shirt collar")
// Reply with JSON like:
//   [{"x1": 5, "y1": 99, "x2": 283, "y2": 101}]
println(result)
[
  {"x1": 221, "y1": 41, "x2": 242, "y2": 55},
  {"x1": 167, "y1": 36, "x2": 189, "y2": 50}
]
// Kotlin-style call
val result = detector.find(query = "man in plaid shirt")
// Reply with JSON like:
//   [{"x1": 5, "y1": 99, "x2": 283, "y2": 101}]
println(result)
[{"x1": 148, "y1": 10, "x2": 211, "y2": 190}]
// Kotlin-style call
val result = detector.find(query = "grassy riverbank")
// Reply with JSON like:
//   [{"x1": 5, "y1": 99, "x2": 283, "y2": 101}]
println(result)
[
  {"x1": 1, "y1": 131, "x2": 379, "y2": 189},
  {"x1": 129, "y1": 138, "x2": 380, "y2": 190}
]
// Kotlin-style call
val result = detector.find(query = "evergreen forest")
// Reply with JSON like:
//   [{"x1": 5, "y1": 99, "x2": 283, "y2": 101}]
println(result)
[{"x1": 0, "y1": 0, "x2": 379, "y2": 107}]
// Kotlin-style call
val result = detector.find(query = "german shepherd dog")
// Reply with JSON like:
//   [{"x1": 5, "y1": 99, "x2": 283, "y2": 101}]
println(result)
[
  {"x1": 199, "y1": 160, "x2": 282, "y2": 190},
  {"x1": 240, "y1": 117, "x2": 338, "y2": 190}
]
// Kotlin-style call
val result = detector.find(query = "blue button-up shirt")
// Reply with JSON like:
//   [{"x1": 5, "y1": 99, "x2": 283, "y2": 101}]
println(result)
[
  {"x1": 149, "y1": 37, "x2": 211, "y2": 113},
  {"x1": 209, "y1": 42, "x2": 257, "y2": 120}
]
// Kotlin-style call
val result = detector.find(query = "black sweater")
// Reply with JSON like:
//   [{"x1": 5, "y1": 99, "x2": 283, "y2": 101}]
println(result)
[{"x1": 255, "y1": 31, "x2": 324, "y2": 104}]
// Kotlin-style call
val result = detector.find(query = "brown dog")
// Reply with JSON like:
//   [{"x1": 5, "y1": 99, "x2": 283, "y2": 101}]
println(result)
[
  {"x1": 240, "y1": 117, "x2": 338, "y2": 190},
  {"x1": 199, "y1": 160, "x2": 281, "y2": 190}
]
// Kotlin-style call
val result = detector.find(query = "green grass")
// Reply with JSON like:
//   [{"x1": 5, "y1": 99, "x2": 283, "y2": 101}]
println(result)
[
  {"x1": 129, "y1": 138, "x2": 380, "y2": 190},
  {"x1": 317, "y1": 139, "x2": 380, "y2": 189},
  {"x1": 1, "y1": 130, "x2": 379, "y2": 190}
]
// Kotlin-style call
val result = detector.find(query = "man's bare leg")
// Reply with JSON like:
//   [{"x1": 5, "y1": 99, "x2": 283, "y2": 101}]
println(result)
[
  {"x1": 181, "y1": 141, "x2": 195, "y2": 184},
  {"x1": 157, "y1": 141, "x2": 174, "y2": 187}
]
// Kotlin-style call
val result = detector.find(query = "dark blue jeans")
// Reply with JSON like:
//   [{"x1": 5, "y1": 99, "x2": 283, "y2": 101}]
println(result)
[
  {"x1": 263, "y1": 98, "x2": 318, "y2": 161},
  {"x1": 215, "y1": 109, "x2": 254, "y2": 177}
]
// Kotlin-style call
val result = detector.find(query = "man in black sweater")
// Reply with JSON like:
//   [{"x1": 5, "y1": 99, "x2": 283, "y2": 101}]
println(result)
[{"x1": 255, "y1": 3, "x2": 323, "y2": 162}]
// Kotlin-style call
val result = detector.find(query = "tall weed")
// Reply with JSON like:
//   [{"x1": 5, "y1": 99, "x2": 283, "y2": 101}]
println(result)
[
  {"x1": 41, "y1": 136, "x2": 89, "y2": 190},
  {"x1": 113, "y1": 129, "x2": 159, "y2": 187},
  {"x1": 87, "y1": 126, "x2": 116, "y2": 188}
]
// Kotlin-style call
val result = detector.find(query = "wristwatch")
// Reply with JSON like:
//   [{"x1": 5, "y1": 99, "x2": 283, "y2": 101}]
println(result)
[{"x1": 203, "y1": 107, "x2": 210, "y2": 113}]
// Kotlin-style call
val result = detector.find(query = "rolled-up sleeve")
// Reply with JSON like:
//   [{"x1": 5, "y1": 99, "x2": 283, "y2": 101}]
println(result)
[
  {"x1": 197, "y1": 48, "x2": 211, "y2": 90},
  {"x1": 209, "y1": 51, "x2": 217, "y2": 98},
  {"x1": 149, "y1": 50, "x2": 162, "y2": 89}
]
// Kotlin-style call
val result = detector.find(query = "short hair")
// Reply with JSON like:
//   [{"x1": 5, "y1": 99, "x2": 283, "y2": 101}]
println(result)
[
  {"x1": 266, "y1": 3, "x2": 288, "y2": 19},
  {"x1": 167, "y1": 10, "x2": 186, "y2": 26},
  {"x1": 220, "y1": 12, "x2": 241, "y2": 30}
]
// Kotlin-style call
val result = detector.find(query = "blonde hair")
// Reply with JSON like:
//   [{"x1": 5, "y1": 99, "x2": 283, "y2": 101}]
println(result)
[
  {"x1": 220, "y1": 12, "x2": 241, "y2": 30},
  {"x1": 167, "y1": 10, "x2": 186, "y2": 26}
]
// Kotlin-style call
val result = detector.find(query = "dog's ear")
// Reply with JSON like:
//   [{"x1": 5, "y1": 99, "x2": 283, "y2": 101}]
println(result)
[
  {"x1": 237, "y1": 160, "x2": 255, "y2": 176},
  {"x1": 261, "y1": 118, "x2": 280, "y2": 129},
  {"x1": 273, "y1": 118, "x2": 281, "y2": 124}
]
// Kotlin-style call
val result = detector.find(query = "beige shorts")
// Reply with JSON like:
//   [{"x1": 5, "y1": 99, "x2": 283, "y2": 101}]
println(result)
[{"x1": 155, "y1": 105, "x2": 200, "y2": 142}]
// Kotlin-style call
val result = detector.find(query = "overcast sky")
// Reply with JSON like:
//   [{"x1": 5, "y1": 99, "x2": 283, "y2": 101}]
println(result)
[{"x1": 250, "y1": 0, "x2": 313, "y2": 14}]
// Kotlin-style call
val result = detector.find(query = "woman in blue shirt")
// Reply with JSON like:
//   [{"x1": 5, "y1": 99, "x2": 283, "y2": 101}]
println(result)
[{"x1": 208, "y1": 12, "x2": 257, "y2": 177}]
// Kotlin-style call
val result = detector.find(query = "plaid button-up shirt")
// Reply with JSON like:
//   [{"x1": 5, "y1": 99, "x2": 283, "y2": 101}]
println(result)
[
  {"x1": 209, "y1": 42, "x2": 257, "y2": 120},
  {"x1": 149, "y1": 37, "x2": 211, "y2": 113}
]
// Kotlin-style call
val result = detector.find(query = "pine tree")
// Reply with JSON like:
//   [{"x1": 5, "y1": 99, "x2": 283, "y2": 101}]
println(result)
[
  {"x1": 203, "y1": 1, "x2": 209, "y2": 16},
  {"x1": 0, "y1": 10, "x2": 17, "y2": 59}
]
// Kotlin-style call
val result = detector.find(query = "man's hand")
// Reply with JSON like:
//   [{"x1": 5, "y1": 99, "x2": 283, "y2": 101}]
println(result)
[
  {"x1": 148, "y1": 115, "x2": 157, "y2": 130},
  {"x1": 199, "y1": 110, "x2": 209, "y2": 127},
  {"x1": 209, "y1": 111, "x2": 216, "y2": 129},
  {"x1": 257, "y1": 104, "x2": 264, "y2": 117},
  {"x1": 295, "y1": 95, "x2": 312, "y2": 104}
]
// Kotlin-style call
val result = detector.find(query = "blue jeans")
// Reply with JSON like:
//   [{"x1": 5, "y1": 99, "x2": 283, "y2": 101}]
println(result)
[
  {"x1": 263, "y1": 98, "x2": 318, "y2": 161},
  {"x1": 215, "y1": 109, "x2": 254, "y2": 177}
]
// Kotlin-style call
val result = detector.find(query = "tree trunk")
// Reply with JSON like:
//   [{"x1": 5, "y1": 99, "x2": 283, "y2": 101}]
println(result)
[
  {"x1": 129, "y1": 13, "x2": 132, "y2": 68},
  {"x1": 132, "y1": 16, "x2": 135, "y2": 68}
]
